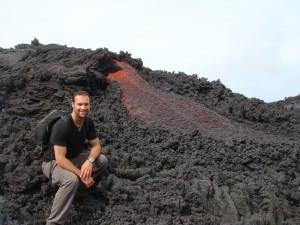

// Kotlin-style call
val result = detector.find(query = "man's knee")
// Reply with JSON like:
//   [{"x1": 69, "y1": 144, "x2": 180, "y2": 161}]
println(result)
[
  {"x1": 64, "y1": 172, "x2": 80, "y2": 189},
  {"x1": 98, "y1": 154, "x2": 108, "y2": 168}
]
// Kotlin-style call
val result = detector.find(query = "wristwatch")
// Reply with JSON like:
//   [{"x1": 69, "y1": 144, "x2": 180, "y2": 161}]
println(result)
[{"x1": 88, "y1": 157, "x2": 95, "y2": 164}]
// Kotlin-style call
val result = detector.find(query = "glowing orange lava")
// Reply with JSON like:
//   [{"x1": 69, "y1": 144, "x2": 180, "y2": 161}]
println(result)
[{"x1": 107, "y1": 61, "x2": 241, "y2": 138}]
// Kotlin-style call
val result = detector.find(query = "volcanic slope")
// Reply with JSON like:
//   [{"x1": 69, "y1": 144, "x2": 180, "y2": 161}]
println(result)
[
  {"x1": 0, "y1": 43, "x2": 299, "y2": 225},
  {"x1": 108, "y1": 61, "x2": 287, "y2": 143}
]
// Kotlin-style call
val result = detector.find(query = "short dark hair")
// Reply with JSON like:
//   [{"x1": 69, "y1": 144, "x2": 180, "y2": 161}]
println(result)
[{"x1": 72, "y1": 90, "x2": 90, "y2": 102}]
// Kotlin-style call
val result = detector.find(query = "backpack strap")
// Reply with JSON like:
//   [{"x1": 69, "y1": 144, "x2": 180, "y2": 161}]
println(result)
[{"x1": 61, "y1": 114, "x2": 70, "y2": 125}]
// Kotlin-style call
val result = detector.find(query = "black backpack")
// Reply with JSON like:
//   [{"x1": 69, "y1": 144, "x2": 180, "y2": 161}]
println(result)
[{"x1": 34, "y1": 110, "x2": 68, "y2": 153}]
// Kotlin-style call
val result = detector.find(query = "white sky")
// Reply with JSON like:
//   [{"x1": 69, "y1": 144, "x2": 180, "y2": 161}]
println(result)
[{"x1": 1, "y1": 0, "x2": 300, "y2": 102}]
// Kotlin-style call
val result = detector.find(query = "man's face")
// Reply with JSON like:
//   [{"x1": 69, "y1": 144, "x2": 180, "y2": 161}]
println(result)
[{"x1": 72, "y1": 95, "x2": 90, "y2": 118}]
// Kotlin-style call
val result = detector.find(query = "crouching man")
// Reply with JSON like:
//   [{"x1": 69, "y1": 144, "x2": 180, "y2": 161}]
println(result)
[{"x1": 42, "y1": 90, "x2": 108, "y2": 225}]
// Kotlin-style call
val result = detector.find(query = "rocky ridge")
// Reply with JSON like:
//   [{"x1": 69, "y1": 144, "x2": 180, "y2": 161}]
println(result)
[{"x1": 0, "y1": 41, "x2": 299, "y2": 225}]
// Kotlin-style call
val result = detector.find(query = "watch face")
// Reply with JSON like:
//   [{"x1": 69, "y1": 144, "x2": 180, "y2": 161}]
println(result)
[{"x1": 89, "y1": 157, "x2": 94, "y2": 163}]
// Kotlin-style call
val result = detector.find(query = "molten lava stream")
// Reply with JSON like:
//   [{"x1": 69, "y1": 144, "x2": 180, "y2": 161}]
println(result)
[{"x1": 108, "y1": 61, "x2": 237, "y2": 138}]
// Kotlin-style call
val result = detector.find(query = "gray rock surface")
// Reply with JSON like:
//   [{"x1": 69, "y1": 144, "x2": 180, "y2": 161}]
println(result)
[{"x1": 0, "y1": 41, "x2": 299, "y2": 224}]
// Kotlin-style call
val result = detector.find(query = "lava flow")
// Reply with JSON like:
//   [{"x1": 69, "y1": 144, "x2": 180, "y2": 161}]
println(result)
[{"x1": 108, "y1": 61, "x2": 238, "y2": 138}]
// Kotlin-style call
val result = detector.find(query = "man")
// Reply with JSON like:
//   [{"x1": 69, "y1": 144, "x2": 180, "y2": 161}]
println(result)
[{"x1": 42, "y1": 90, "x2": 108, "y2": 225}]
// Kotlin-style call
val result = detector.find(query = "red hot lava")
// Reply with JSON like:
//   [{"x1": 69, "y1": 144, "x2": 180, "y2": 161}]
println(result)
[{"x1": 108, "y1": 61, "x2": 238, "y2": 138}]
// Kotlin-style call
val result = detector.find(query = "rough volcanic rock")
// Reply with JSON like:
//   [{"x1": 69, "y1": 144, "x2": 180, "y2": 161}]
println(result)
[{"x1": 0, "y1": 41, "x2": 299, "y2": 225}]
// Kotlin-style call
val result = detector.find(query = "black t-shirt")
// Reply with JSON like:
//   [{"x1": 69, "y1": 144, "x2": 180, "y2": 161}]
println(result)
[{"x1": 43, "y1": 115, "x2": 97, "y2": 161}]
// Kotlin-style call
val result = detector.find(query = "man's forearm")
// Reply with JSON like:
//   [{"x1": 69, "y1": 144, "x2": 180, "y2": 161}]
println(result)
[
  {"x1": 88, "y1": 138, "x2": 101, "y2": 160},
  {"x1": 56, "y1": 157, "x2": 81, "y2": 177},
  {"x1": 89, "y1": 145, "x2": 101, "y2": 159}
]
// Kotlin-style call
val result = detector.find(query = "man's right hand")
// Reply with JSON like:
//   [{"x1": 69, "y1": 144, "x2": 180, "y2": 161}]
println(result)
[{"x1": 81, "y1": 177, "x2": 94, "y2": 188}]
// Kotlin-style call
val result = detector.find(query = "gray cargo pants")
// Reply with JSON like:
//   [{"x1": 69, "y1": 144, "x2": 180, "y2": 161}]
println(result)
[{"x1": 42, "y1": 152, "x2": 108, "y2": 225}]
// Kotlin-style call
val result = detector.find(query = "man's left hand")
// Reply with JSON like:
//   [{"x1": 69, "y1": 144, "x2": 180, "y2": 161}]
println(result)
[{"x1": 80, "y1": 160, "x2": 93, "y2": 180}]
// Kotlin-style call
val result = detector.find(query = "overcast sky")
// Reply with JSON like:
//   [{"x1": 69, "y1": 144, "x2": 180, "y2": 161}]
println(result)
[{"x1": 1, "y1": 0, "x2": 299, "y2": 102}]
